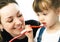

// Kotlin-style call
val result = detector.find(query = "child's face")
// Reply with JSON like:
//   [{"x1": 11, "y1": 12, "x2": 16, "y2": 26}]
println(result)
[
  {"x1": 0, "y1": 3, "x2": 25, "y2": 38},
  {"x1": 37, "y1": 9, "x2": 59, "y2": 28}
]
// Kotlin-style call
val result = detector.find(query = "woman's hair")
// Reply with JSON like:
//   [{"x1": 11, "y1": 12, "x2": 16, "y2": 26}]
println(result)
[
  {"x1": 0, "y1": 0, "x2": 18, "y2": 9},
  {"x1": 0, "y1": 0, "x2": 18, "y2": 24},
  {"x1": 33, "y1": 0, "x2": 60, "y2": 13}
]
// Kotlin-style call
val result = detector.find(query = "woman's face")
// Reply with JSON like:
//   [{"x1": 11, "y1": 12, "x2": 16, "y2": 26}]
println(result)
[
  {"x1": 0, "y1": 3, "x2": 25, "y2": 38},
  {"x1": 37, "y1": 8, "x2": 59, "y2": 28}
]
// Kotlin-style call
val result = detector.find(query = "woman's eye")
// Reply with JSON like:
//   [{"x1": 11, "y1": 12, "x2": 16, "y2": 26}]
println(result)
[
  {"x1": 17, "y1": 14, "x2": 22, "y2": 17},
  {"x1": 7, "y1": 19, "x2": 13, "y2": 23}
]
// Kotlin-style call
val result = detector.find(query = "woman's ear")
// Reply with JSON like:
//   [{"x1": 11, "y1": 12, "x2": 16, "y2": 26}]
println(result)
[
  {"x1": 58, "y1": 8, "x2": 60, "y2": 19},
  {"x1": 0, "y1": 24, "x2": 3, "y2": 31},
  {"x1": 0, "y1": 15, "x2": 3, "y2": 31},
  {"x1": 56, "y1": 8, "x2": 60, "y2": 15},
  {"x1": 59, "y1": 8, "x2": 60, "y2": 15}
]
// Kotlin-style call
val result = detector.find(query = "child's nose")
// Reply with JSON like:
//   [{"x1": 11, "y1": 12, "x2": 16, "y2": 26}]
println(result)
[{"x1": 39, "y1": 17, "x2": 44, "y2": 22}]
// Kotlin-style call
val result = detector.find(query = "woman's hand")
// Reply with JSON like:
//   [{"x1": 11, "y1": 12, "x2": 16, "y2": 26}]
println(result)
[{"x1": 25, "y1": 25, "x2": 34, "y2": 42}]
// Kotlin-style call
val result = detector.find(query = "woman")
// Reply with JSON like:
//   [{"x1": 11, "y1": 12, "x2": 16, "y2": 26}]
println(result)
[{"x1": 0, "y1": 0, "x2": 33, "y2": 42}]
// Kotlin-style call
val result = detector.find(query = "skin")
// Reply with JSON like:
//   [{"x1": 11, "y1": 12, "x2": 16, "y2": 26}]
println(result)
[
  {"x1": 0, "y1": 3, "x2": 33, "y2": 41},
  {"x1": 37, "y1": 8, "x2": 60, "y2": 32}
]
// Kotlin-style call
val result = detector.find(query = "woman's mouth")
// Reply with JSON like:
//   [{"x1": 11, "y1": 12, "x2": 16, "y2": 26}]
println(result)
[{"x1": 13, "y1": 26, "x2": 25, "y2": 33}]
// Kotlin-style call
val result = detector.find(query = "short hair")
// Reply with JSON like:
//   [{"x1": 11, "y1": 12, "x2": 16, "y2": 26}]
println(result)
[
  {"x1": 33, "y1": 0, "x2": 60, "y2": 13},
  {"x1": 0, "y1": 0, "x2": 18, "y2": 9}
]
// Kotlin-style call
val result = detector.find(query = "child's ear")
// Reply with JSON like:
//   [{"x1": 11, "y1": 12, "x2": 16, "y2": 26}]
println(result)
[{"x1": 0, "y1": 24, "x2": 3, "y2": 31}]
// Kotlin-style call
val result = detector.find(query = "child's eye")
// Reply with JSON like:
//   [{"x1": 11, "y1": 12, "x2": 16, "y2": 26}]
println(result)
[
  {"x1": 37, "y1": 12, "x2": 43, "y2": 16},
  {"x1": 37, "y1": 13, "x2": 40, "y2": 16},
  {"x1": 37, "y1": 14, "x2": 40, "y2": 16},
  {"x1": 43, "y1": 13, "x2": 47, "y2": 16}
]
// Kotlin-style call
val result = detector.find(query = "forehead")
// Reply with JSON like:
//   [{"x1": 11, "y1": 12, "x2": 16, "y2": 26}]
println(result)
[{"x1": 0, "y1": 3, "x2": 20, "y2": 18}]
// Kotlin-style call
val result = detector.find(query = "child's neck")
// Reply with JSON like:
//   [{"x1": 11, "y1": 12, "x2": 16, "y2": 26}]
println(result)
[{"x1": 46, "y1": 22, "x2": 60, "y2": 33}]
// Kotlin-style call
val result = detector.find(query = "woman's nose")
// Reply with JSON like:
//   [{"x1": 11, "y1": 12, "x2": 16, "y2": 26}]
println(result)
[{"x1": 14, "y1": 18, "x2": 22, "y2": 25}]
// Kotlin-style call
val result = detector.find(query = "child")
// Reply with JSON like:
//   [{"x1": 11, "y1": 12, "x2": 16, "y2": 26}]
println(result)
[
  {"x1": 33, "y1": 0, "x2": 60, "y2": 42},
  {"x1": 0, "y1": 0, "x2": 33, "y2": 42}
]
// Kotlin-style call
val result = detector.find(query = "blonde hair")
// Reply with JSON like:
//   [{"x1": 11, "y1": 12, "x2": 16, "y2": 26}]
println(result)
[{"x1": 33, "y1": 0, "x2": 60, "y2": 13}]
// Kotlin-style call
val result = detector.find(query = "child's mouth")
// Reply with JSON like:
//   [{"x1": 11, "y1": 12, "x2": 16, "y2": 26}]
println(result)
[{"x1": 42, "y1": 22, "x2": 46, "y2": 26}]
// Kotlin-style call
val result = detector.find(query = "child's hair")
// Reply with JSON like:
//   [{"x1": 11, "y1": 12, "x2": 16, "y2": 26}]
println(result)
[
  {"x1": 0, "y1": 0, "x2": 18, "y2": 24},
  {"x1": 33, "y1": 0, "x2": 60, "y2": 13}
]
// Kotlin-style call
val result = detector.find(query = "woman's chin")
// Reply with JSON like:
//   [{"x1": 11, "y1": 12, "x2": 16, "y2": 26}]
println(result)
[
  {"x1": 17, "y1": 35, "x2": 26, "y2": 40},
  {"x1": 11, "y1": 32, "x2": 26, "y2": 39}
]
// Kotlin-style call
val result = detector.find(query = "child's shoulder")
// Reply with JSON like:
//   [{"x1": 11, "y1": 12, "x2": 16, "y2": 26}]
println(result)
[{"x1": 36, "y1": 27, "x2": 45, "y2": 34}]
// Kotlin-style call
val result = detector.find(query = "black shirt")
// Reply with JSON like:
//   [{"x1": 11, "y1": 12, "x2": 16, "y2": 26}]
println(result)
[{"x1": 1, "y1": 29, "x2": 28, "y2": 42}]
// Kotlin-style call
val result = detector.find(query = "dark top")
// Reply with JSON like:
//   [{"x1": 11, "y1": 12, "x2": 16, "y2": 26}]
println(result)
[
  {"x1": 1, "y1": 29, "x2": 28, "y2": 42},
  {"x1": 0, "y1": 20, "x2": 40, "y2": 42}
]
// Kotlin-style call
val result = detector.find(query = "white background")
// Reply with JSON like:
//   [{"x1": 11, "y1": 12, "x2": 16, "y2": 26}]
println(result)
[
  {"x1": 16, "y1": 0, "x2": 38, "y2": 21},
  {"x1": 16, "y1": 0, "x2": 60, "y2": 21}
]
